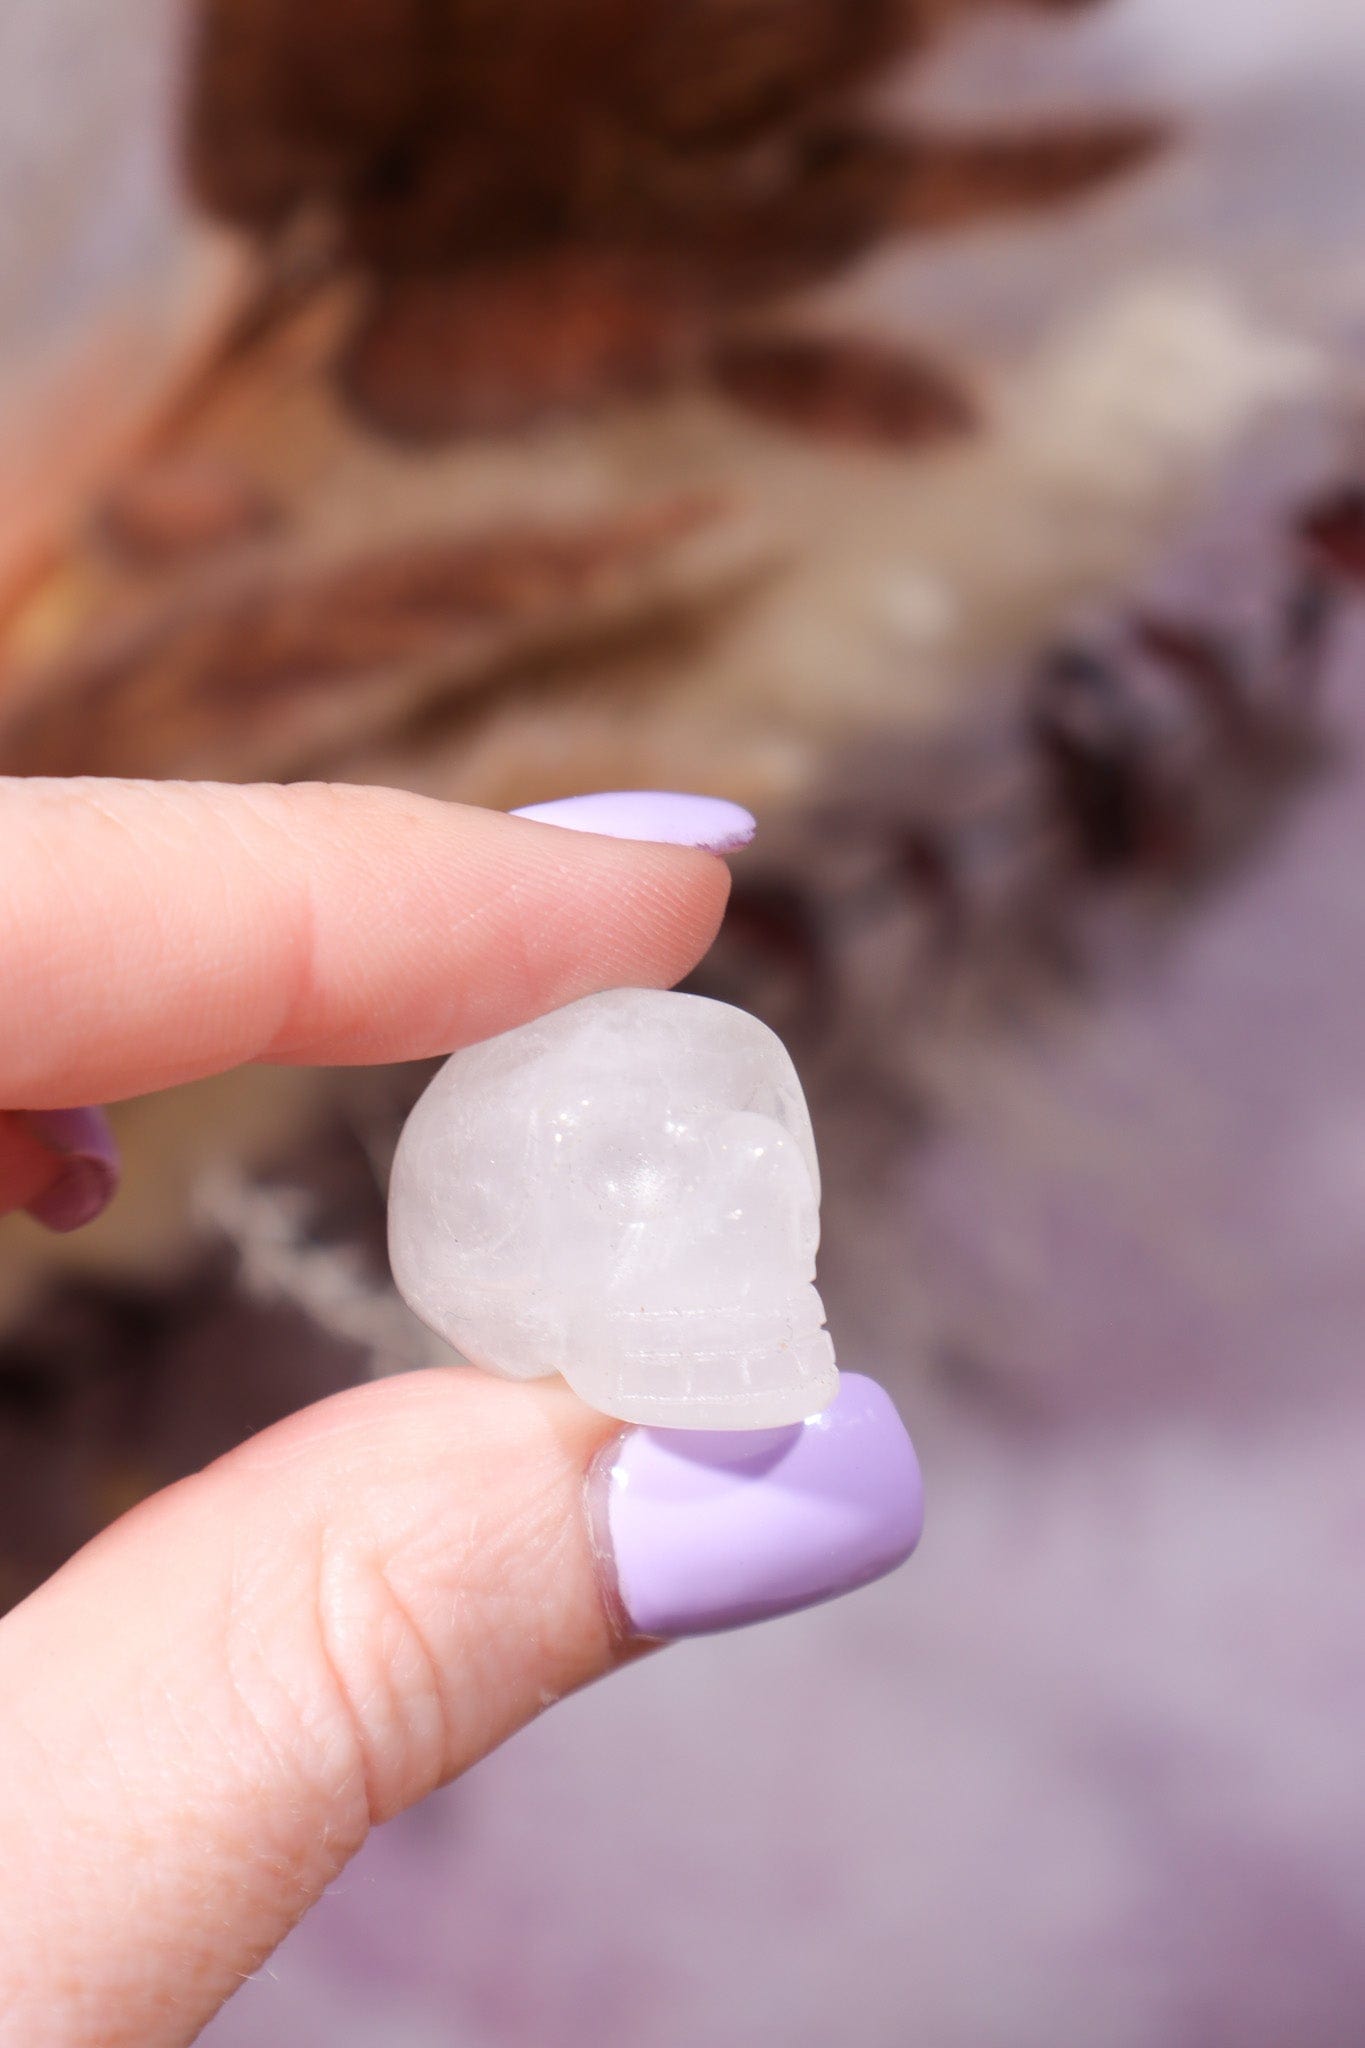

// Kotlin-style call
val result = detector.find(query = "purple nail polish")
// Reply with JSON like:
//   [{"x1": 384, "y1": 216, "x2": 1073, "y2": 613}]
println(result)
[
  {"x1": 18, "y1": 1107, "x2": 121, "y2": 1234},
  {"x1": 597, "y1": 1373, "x2": 923, "y2": 1640},
  {"x1": 512, "y1": 790, "x2": 755, "y2": 854}
]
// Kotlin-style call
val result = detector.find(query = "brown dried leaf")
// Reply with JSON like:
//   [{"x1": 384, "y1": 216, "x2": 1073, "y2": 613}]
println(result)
[
  {"x1": 184, "y1": 0, "x2": 436, "y2": 229},
  {"x1": 605, "y1": 0, "x2": 910, "y2": 150},
  {"x1": 753, "y1": 117, "x2": 1168, "y2": 257},
  {"x1": 711, "y1": 331, "x2": 976, "y2": 448},
  {"x1": 186, "y1": 0, "x2": 907, "y2": 244},
  {"x1": 184, "y1": 0, "x2": 1135, "y2": 269},
  {"x1": 97, "y1": 455, "x2": 282, "y2": 570},
  {"x1": 340, "y1": 254, "x2": 706, "y2": 440},
  {"x1": 0, "y1": 494, "x2": 780, "y2": 781},
  {"x1": 886, "y1": 120, "x2": 1169, "y2": 232}
]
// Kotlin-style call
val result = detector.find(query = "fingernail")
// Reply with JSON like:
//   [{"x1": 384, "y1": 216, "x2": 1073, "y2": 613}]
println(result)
[
  {"x1": 512, "y1": 790, "x2": 755, "y2": 853},
  {"x1": 595, "y1": 1373, "x2": 923, "y2": 1640},
  {"x1": 18, "y1": 1108, "x2": 121, "y2": 1233}
]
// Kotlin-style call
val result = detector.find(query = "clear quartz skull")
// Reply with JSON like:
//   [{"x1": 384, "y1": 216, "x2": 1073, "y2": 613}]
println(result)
[{"x1": 387, "y1": 987, "x2": 838, "y2": 1429}]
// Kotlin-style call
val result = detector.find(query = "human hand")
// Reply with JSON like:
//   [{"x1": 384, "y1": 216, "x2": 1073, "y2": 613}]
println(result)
[{"x1": 0, "y1": 778, "x2": 922, "y2": 2047}]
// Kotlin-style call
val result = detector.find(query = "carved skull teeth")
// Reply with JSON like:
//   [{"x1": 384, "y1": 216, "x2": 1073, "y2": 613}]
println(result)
[{"x1": 387, "y1": 988, "x2": 838, "y2": 1429}]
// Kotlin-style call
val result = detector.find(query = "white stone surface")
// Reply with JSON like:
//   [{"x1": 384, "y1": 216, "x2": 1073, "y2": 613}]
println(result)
[{"x1": 388, "y1": 989, "x2": 837, "y2": 1428}]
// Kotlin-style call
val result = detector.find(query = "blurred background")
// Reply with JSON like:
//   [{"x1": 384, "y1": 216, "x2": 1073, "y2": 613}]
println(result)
[{"x1": 1, "y1": 0, "x2": 1364, "y2": 2041}]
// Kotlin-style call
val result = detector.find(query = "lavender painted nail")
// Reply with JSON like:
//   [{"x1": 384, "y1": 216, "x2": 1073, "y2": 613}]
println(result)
[
  {"x1": 512, "y1": 790, "x2": 755, "y2": 853},
  {"x1": 19, "y1": 1107, "x2": 121, "y2": 1233},
  {"x1": 599, "y1": 1373, "x2": 923, "y2": 1639}
]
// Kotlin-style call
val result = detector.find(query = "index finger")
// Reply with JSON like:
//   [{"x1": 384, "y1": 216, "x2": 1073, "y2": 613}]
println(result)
[{"x1": 0, "y1": 778, "x2": 733, "y2": 1108}]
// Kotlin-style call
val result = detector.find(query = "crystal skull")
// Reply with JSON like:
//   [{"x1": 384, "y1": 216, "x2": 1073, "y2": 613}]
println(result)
[{"x1": 387, "y1": 987, "x2": 838, "y2": 1428}]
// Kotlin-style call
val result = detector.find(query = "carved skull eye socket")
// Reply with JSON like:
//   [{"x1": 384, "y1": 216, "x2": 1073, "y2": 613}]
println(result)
[{"x1": 388, "y1": 987, "x2": 837, "y2": 1429}]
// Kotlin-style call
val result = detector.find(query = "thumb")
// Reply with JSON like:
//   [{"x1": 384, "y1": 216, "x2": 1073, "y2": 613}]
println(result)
[{"x1": 0, "y1": 1368, "x2": 920, "y2": 2048}]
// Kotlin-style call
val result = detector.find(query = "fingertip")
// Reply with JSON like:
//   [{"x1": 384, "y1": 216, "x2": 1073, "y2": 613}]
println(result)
[
  {"x1": 0, "y1": 1105, "x2": 121, "y2": 1229},
  {"x1": 0, "y1": 780, "x2": 735, "y2": 1104},
  {"x1": 17, "y1": 1107, "x2": 121, "y2": 1232}
]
